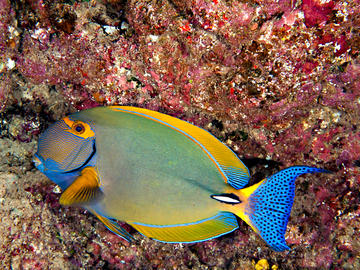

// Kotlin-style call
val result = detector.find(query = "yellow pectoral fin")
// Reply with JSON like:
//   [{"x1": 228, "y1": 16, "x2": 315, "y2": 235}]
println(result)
[{"x1": 60, "y1": 167, "x2": 101, "y2": 206}]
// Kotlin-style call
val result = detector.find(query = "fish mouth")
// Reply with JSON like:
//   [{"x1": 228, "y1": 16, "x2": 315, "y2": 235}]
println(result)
[{"x1": 33, "y1": 154, "x2": 45, "y2": 172}]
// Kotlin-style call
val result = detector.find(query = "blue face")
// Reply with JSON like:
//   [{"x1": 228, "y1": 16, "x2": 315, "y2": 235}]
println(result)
[{"x1": 33, "y1": 116, "x2": 96, "y2": 190}]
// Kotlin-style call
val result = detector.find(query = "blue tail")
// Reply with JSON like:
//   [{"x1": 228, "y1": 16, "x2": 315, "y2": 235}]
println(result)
[{"x1": 245, "y1": 166, "x2": 330, "y2": 251}]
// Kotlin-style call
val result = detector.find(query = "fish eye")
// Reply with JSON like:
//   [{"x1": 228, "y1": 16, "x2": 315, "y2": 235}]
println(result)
[{"x1": 72, "y1": 122, "x2": 85, "y2": 134}]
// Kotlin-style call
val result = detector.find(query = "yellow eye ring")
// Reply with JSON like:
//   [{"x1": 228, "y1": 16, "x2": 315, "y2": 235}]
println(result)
[
  {"x1": 72, "y1": 122, "x2": 86, "y2": 134},
  {"x1": 64, "y1": 117, "x2": 95, "y2": 139}
]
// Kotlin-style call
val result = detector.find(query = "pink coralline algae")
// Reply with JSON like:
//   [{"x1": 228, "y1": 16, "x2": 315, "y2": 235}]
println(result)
[
  {"x1": 302, "y1": 0, "x2": 335, "y2": 27},
  {"x1": 0, "y1": 0, "x2": 360, "y2": 269}
]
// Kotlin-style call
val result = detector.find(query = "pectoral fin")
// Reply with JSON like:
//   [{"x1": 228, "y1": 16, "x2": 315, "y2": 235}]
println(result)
[{"x1": 60, "y1": 167, "x2": 101, "y2": 205}]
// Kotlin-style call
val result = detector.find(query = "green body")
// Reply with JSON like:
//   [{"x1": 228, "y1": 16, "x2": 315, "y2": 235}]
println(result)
[{"x1": 75, "y1": 107, "x2": 229, "y2": 225}]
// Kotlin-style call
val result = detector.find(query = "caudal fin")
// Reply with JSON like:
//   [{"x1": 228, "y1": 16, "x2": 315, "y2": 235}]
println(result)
[{"x1": 240, "y1": 166, "x2": 330, "y2": 251}]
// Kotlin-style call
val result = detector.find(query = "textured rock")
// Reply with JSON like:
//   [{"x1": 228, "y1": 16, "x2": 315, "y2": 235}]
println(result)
[{"x1": 0, "y1": 0, "x2": 359, "y2": 268}]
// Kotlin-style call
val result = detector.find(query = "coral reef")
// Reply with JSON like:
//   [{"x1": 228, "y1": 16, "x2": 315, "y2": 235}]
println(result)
[{"x1": 0, "y1": 0, "x2": 359, "y2": 269}]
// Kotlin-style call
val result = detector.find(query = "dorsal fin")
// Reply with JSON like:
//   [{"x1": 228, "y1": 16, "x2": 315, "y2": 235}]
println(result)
[
  {"x1": 110, "y1": 106, "x2": 250, "y2": 189},
  {"x1": 60, "y1": 167, "x2": 101, "y2": 205}
]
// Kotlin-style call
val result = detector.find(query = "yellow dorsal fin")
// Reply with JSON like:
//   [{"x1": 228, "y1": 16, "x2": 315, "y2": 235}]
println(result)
[
  {"x1": 110, "y1": 106, "x2": 250, "y2": 188},
  {"x1": 59, "y1": 167, "x2": 101, "y2": 205}
]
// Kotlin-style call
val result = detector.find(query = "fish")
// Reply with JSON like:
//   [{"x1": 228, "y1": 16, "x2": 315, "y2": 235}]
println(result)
[{"x1": 33, "y1": 106, "x2": 330, "y2": 251}]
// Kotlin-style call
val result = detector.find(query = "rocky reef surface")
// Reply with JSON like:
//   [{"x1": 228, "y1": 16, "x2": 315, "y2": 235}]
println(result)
[{"x1": 0, "y1": 0, "x2": 359, "y2": 269}]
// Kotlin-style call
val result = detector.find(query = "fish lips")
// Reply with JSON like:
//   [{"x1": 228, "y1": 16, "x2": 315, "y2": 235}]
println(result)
[{"x1": 33, "y1": 154, "x2": 45, "y2": 172}]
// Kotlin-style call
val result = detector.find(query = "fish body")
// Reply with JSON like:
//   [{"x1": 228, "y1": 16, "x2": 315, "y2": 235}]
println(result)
[
  {"x1": 34, "y1": 106, "x2": 329, "y2": 251},
  {"x1": 88, "y1": 108, "x2": 227, "y2": 224}
]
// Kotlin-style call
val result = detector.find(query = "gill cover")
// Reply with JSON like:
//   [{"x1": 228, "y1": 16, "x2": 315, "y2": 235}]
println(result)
[{"x1": 36, "y1": 116, "x2": 95, "y2": 172}]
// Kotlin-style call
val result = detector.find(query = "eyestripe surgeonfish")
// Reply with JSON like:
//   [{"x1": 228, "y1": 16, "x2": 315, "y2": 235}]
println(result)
[{"x1": 33, "y1": 106, "x2": 330, "y2": 251}]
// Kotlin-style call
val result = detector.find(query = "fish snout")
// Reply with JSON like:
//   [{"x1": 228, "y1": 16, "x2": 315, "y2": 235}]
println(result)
[{"x1": 33, "y1": 154, "x2": 45, "y2": 172}]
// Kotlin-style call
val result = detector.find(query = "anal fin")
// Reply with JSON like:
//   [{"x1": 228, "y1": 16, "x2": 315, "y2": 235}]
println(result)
[
  {"x1": 130, "y1": 212, "x2": 238, "y2": 243},
  {"x1": 90, "y1": 209, "x2": 134, "y2": 242}
]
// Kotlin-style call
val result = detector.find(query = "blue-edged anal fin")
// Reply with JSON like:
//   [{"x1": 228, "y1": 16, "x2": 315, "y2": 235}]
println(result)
[
  {"x1": 220, "y1": 166, "x2": 331, "y2": 251},
  {"x1": 129, "y1": 212, "x2": 238, "y2": 243},
  {"x1": 59, "y1": 167, "x2": 102, "y2": 206},
  {"x1": 89, "y1": 208, "x2": 134, "y2": 242}
]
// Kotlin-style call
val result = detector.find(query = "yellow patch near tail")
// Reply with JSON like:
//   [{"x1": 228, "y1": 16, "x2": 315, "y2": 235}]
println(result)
[
  {"x1": 223, "y1": 179, "x2": 265, "y2": 234},
  {"x1": 60, "y1": 167, "x2": 101, "y2": 205}
]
